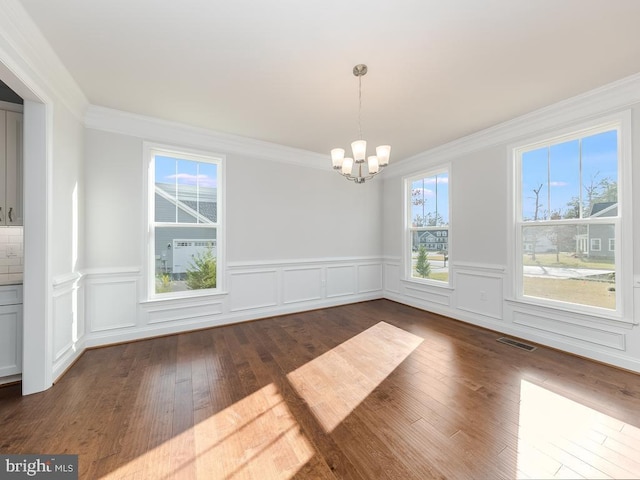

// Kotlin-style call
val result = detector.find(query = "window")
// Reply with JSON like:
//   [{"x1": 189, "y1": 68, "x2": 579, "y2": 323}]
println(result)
[
  {"x1": 515, "y1": 124, "x2": 622, "y2": 313},
  {"x1": 609, "y1": 238, "x2": 615, "y2": 252},
  {"x1": 406, "y1": 169, "x2": 450, "y2": 284},
  {"x1": 146, "y1": 145, "x2": 223, "y2": 297}
]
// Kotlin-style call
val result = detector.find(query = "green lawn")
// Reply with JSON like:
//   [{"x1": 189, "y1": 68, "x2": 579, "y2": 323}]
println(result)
[
  {"x1": 428, "y1": 272, "x2": 449, "y2": 282},
  {"x1": 524, "y1": 276, "x2": 615, "y2": 310},
  {"x1": 523, "y1": 252, "x2": 614, "y2": 270}
]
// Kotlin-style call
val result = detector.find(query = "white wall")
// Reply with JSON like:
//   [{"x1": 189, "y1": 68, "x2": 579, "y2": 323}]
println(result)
[
  {"x1": 0, "y1": 0, "x2": 88, "y2": 393},
  {"x1": 383, "y1": 76, "x2": 640, "y2": 373},
  {"x1": 51, "y1": 107, "x2": 85, "y2": 276},
  {"x1": 227, "y1": 156, "x2": 381, "y2": 262},
  {"x1": 84, "y1": 130, "x2": 141, "y2": 268},
  {"x1": 82, "y1": 114, "x2": 384, "y2": 347},
  {"x1": 50, "y1": 104, "x2": 85, "y2": 382}
]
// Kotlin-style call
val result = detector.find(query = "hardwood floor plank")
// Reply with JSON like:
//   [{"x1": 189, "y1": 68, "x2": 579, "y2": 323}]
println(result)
[{"x1": 1, "y1": 300, "x2": 639, "y2": 479}]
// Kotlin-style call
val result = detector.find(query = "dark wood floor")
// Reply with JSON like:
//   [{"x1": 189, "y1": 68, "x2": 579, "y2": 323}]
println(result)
[{"x1": 1, "y1": 300, "x2": 640, "y2": 479}]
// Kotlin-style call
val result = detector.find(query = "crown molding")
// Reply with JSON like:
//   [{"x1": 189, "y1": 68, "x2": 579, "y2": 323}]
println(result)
[
  {"x1": 85, "y1": 105, "x2": 328, "y2": 170},
  {"x1": 386, "y1": 72, "x2": 640, "y2": 179},
  {"x1": 0, "y1": 1, "x2": 88, "y2": 120}
]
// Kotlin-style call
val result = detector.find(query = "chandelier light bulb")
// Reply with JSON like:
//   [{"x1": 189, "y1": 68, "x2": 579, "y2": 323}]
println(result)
[
  {"x1": 376, "y1": 145, "x2": 391, "y2": 166},
  {"x1": 368, "y1": 156, "x2": 379, "y2": 174},
  {"x1": 341, "y1": 158, "x2": 354, "y2": 175},
  {"x1": 351, "y1": 140, "x2": 367, "y2": 162},
  {"x1": 331, "y1": 148, "x2": 345, "y2": 169}
]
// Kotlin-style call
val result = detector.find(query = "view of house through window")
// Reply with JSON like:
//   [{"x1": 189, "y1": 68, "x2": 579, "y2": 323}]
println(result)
[
  {"x1": 408, "y1": 170, "x2": 450, "y2": 283},
  {"x1": 150, "y1": 150, "x2": 220, "y2": 296},
  {"x1": 517, "y1": 128, "x2": 618, "y2": 310}
]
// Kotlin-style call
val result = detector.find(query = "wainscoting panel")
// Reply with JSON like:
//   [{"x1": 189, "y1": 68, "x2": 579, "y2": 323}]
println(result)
[
  {"x1": 454, "y1": 269, "x2": 503, "y2": 320},
  {"x1": 358, "y1": 264, "x2": 383, "y2": 294},
  {"x1": 512, "y1": 309, "x2": 626, "y2": 350},
  {"x1": 51, "y1": 273, "x2": 86, "y2": 381},
  {"x1": 53, "y1": 288, "x2": 73, "y2": 361},
  {"x1": 326, "y1": 265, "x2": 356, "y2": 298},
  {"x1": 147, "y1": 299, "x2": 224, "y2": 325},
  {"x1": 282, "y1": 267, "x2": 322, "y2": 305},
  {"x1": 404, "y1": 285, "x2": 451, "y2": 306},
  {"x1": 383, "y1": 262, "x2": 401, "y2": 294},
  {"x1": 82, "y1": 259, "x2": 383, "y2": 350},
  {"x1": 229, "y1": 270, "x2": 279, "y2": 312},
  {"x1": 86, "y1": 272, "x2": 139, "y2": 332}
]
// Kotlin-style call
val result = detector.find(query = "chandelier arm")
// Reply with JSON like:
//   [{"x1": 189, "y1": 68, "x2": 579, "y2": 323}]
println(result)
[{"x1": 340, "y1": 170, "x2": 383, "y2": 184}]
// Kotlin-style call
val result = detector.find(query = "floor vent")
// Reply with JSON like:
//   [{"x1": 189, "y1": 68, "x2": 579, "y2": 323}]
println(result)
[{"x1": 496, "y1": 337, "x2": 537, "y2": 352}]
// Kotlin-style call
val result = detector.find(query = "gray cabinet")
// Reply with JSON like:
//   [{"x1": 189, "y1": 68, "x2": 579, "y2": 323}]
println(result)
[
  {"x1": 0, "y1": 107, "x2": 23, "y2": 226},
  {"x1": 0, "y1": 284, "x2": 22, "y2": 378}
]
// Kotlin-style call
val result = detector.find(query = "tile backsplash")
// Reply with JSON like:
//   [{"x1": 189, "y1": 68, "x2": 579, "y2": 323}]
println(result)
[{"x1": 0, "y1": 226, "x2": 23, "y2": 284}]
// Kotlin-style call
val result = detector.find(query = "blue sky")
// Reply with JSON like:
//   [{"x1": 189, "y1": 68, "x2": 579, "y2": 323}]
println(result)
[
  {"x1": 410, "y1": 173, "x2": 449, "y2": 226},
  {"x1": 155, "y1": 155, "x2": 218, "y2": 188},
  {"x1": 521, "y1": 129, "x2": 617, "y2": 220}
]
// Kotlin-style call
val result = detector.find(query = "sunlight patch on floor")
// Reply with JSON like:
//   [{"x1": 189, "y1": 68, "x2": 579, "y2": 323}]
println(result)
[
  {"x1": 517, "y1": 379, "x2": 640, "y2": 479},
  {"x1": 102, "y1": 383, "x2": 315, "y2": 480},
  {"x1": 286, "y1": 321, "x2": 423, "y2": 433}
]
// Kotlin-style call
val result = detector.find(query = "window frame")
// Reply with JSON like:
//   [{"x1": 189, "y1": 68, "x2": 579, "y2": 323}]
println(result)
[
  {"x1": 403, "y1": 165, "x2": 452, "y2": 287},
  {"x1": 509, "y1": 111, "x2": 632, "y2": 321},
  {"x1": 143, "y1": 142, "x2": 226, "y2": 301}
]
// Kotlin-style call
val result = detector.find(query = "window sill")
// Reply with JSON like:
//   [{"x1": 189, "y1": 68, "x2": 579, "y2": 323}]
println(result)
[
  {"x1": 402, "y1": 277, "x2": 453, "y2": 291},
  {"x1": 141, "y1": 289, "x2": 228, "y2": 305}
]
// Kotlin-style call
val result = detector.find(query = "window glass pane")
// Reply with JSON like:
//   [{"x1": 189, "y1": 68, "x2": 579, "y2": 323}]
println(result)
[
  {"x1": 176, "y1": 159, "x2": 198, "y2": 224},
  {"x1": 435, "y1": 173, "x2": 449, "y2": 226},
  {"x1": 411, "y1": 173, "x2": 448, "y2": 227},
  {"x1": 549, "y1": 140, "x2": 580, "y2": 218},
  {"x1": 521, "y1": 147, "x2": 548, "y2": 221},
  {"x1": 410, "y1": 178, "x2": 427, "y2": 227},
  {"x1": 155, "y1": 155, "x2": 177, "y2": 222},
  {"x1": 154, "y1": 226, "x2": 217, "y2": 294},
  {"x1": 410, "y1": 228, "x2": 449, "y2": 283},
  {"x1": 155, "y1": 155, "x2": 219, "y2": 225},
  {"x1": 197, "y1": 162, "x2": 218, "y2": 223},
  {"x1": 582, "y1": 130, "x2": 618, "y2": 216},
  {"x1": 522, "y1": 223, "x2": 615, "y2": 310}
]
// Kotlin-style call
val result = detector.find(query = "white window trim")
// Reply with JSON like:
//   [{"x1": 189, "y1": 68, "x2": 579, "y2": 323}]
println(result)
[
  {"x1": 403, "y1": 164, "x2": 452, "y2": 288},
  {"x1": 590, "y1": 238, "x2": 601, "y2": 252},
  {"x1": 142, "y1": 142, "x2": 226, "y2": 301},
  {"x1": 609, "y1": 238, "x2": 615, "y2": 252},
  {"x1": 507, "y1": 110, "x2": 632, "y2": 323}
]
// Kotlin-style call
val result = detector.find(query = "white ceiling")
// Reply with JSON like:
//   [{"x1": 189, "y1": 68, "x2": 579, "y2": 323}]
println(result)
[{"x1": 17, "y1": 0, "x2": 640, "y2": 162}]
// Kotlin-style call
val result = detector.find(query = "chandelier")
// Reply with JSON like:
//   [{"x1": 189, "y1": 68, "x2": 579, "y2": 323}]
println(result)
[{"x1": 331, "y1": 64, "x2": 390, "y2": 184}]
